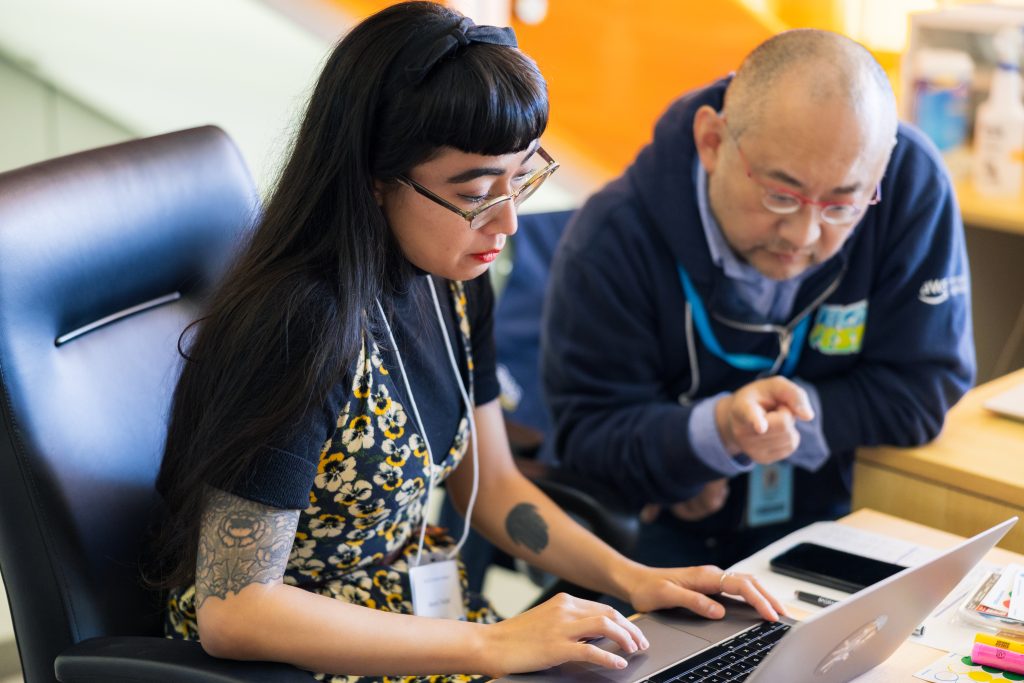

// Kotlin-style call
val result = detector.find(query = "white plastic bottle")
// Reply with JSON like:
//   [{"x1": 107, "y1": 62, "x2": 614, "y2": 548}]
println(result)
[{"x1": 973, "y1": 26, "x2": 1024, "y2": 196}]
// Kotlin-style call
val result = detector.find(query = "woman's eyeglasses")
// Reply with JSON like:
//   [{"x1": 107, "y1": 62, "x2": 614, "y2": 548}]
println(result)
[{"x1": 398, "y1": 147, "x2": 559, "y2": 230}]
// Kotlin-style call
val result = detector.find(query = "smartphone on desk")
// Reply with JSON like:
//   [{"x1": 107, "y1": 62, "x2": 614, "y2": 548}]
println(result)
[{"x1": 769, "y1": 542, "x2": 908, "y2": 593}]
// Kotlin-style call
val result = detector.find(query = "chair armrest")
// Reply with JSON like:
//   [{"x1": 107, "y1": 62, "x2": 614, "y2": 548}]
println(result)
[{"x1": 56, "y1": 636, "x2": 313, "y2": 682}]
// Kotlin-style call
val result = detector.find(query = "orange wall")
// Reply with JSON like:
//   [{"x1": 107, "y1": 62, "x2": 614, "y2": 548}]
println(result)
[
  {"x1": 331, "y1": 1, "x2": 776, "y2": 183},
  {"x1": 510, "y1": 2, "x2": 775, "y2": 183}
]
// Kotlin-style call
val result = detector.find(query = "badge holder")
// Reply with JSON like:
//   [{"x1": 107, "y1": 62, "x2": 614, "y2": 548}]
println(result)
[
  {"x1": 746, "y1": 462, "x2": 794, "y2": 527},
  {"x1": 409, "y1": 555, "x2": 465, "y2": 620},
  {"x1": 376, "y1": 279, "x2": 480, "y2": 620}
]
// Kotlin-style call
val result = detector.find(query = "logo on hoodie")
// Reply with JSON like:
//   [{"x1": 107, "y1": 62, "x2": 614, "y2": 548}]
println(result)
[
  {"x1": 918, "y1": 274, "x2": 968, "y2": 305},
  {"x1": 809, "y1": 300, "x2": 867, "y2": 355}
]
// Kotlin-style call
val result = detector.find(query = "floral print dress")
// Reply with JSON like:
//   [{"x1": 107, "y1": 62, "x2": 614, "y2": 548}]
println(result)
[{"x1": 166, "y1": 281, "x2": 498, "y2": 682}]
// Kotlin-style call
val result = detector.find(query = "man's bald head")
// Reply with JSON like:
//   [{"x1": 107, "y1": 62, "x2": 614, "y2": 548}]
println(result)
[
  {"x1": 692, "y1": 30, "x2": 899, "y2": 280},
  {"x1": 723, "y1": 29, "x2": 897, "y2": 148}
]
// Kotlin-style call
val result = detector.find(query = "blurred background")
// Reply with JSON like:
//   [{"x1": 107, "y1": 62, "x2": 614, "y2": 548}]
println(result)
[
  {"x1": 3, "y1": 0, "x2": 1021, "y2": 206},
  {"x1": 2, "y1": 2, "x2": 1024, "y2": 680}
]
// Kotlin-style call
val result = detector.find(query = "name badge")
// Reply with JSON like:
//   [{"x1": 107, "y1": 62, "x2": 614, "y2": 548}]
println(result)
[
  {"x1": 409, "y1": 558, "x2": 465, "y2": 620},
  {"x1": 746, "y1": 462, "x2": 793, "y2": 527}
]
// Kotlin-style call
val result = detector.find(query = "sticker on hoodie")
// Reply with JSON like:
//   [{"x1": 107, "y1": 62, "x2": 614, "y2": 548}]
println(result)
[{"x1": 809, "y1": 300, "x2": 867, "y2": 355}]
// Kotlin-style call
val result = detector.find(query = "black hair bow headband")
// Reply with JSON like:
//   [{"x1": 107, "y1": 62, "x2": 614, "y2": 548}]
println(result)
[{"x1": 400, "y1": 16, "x2": 518, "y2": 86}]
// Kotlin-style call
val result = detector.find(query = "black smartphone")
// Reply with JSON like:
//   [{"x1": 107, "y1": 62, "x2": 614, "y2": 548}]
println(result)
[{"x1": 769, "y1": 542, "x2": 908, "y2": 593}]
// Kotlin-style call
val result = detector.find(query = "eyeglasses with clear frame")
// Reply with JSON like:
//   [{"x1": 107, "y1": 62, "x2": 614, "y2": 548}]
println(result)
[
  {"x1": 397, "y1": 147, "x2": 559, "y2": 230},
  {"x1": 720, "y1": 116, "x2": 881, "y2": 226}
]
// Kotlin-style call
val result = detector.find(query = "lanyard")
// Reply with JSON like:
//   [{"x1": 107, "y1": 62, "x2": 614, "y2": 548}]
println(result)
[
  {"x1": 375, "y1": 276, "x2": 479, "y2": 568},
  {"x1": 677, "y1": 264, "x2": 810, "y2": 378}
]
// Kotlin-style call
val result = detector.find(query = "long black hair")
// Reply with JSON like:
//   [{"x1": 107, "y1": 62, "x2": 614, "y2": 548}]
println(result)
[{"x1": 151, "y1": 1, "x2": 548, "y2": 589}]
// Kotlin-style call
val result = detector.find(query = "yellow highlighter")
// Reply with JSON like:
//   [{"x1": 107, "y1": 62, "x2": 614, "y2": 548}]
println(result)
[{"x1": 975, "y1": 631, "x2": 1024, "y2": 655}]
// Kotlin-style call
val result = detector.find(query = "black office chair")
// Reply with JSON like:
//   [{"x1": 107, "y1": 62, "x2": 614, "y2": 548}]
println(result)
[
  {"x1": 0, "y1": 130, "x2": 637, "y2": 682},
  {"x1": 0, "y1": 127, "x2": 312, "y2": 682}
]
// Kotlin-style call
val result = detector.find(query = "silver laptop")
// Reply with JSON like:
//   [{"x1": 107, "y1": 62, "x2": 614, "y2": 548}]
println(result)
[
  {"x1": 502, "y1": 517, "x2": 1017, "y2": 683},
  {"x1": 984, "y1": 381, "x2": 1024, "y2": 422}
]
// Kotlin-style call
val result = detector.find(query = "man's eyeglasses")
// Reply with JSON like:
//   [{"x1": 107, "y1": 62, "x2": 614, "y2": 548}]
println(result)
[
  {"x1": 721, "y1": 116, "x2": 881, "y2": 227},
  {"x1": 398, "y1": 147, "x2": 560, "y2": 230}
]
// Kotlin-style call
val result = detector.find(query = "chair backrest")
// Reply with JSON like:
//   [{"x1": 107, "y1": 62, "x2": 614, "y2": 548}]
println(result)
[{"x1": 0, "y1": 127, "x2": 258, "y2": 682}]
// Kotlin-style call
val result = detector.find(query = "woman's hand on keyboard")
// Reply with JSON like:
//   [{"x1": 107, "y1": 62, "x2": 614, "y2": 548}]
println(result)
[
  {"x1": 622, "y1": 564, "x2": 786, "y2": 622},
  {"x1": 480, "y1": 592, "x2": 649, "y2": 677}
]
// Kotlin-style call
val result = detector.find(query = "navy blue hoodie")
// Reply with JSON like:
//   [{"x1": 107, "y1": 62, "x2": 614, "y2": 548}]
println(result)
[{"x1": 541, "y1": 78, "x2": 975, "y2": 522}]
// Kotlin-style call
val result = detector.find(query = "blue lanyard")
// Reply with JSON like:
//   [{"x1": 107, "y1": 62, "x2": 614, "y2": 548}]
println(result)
[{"x1": 677, "y1": 264, "x2": 810, "y2": 377}]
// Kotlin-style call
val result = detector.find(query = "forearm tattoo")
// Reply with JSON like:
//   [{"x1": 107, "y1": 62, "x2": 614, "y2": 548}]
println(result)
[
  {"x1": 195, "y1": 486, "x2": 299, "y2": 608},
  {"x1": 505, "y1": 502, "x2": 549, "y2": 554}
]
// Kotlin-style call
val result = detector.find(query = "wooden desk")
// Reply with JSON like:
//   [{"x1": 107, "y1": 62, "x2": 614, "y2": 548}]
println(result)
[
  {"x1": 956, "y1": 178, "x2": 1024, "y2": 237},
  {"x1": 839, "y1": 509, "x2": 1023, "y2": 682},
  {"x1": 853, "y1": 369, "x2": 1024, "y2": 553}
]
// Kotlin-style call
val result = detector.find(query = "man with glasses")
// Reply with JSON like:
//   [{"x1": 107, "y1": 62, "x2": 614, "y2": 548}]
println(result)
[{"x1": 542, "y1": 29, "x2": 974, "y2": 572}]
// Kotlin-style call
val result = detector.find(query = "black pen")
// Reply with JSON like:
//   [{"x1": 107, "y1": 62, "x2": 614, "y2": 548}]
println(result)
[
  {"x1": 793, "y1": 591, "x2": 926, "y2": 636},
  {"x1": 795, "y1": 590, "x2": 838, "y2": 608}
]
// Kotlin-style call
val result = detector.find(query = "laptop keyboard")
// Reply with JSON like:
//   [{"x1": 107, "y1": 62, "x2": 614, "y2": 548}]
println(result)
[{"x1": 642, "y1": 620, "x2": 792, "y2": 683}]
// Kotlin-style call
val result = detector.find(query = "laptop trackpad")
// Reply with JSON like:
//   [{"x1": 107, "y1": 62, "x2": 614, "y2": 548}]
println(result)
[
  {"x1": 652, "y1": 597, "x2": 764, "y2": 642},
  {"x1": 504, "y1": 616, "x2": 712, "y2": 683}
]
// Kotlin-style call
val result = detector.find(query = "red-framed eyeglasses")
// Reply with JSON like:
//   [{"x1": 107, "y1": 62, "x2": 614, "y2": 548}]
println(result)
[{"x1": 721, "y1": 116, "x2": 881, "y2": 227}]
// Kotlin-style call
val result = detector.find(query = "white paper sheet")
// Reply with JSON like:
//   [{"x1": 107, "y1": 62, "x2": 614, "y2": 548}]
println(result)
[
  {"x1": 1008, "y1": 570, "x2": 1024, "y2": 622},
  {"x1": 727, "y1": 521, "x2": 939, "y2": 605},
  {"x1": 726, "y1": 521, "x2": 995, "y2": 653}
]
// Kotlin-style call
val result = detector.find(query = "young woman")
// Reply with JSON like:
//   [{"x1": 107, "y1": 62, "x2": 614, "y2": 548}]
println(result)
[{"x1": 152, "y1": 3, "x2": 784, "y2": 681}]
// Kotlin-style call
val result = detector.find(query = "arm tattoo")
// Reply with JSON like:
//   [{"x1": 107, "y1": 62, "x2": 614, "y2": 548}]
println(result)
[
  {"x1": 195, "y1": 486, "x2": 300, "y2": 609},
  {"x1": 505, "y1": 502, "x2": 549, "y2": 554}
]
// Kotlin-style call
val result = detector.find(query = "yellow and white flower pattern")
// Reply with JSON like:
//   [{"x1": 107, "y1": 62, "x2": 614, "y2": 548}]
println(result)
[{"x1": 165, "y1": 281, "x2": 495, "y2": 683}]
